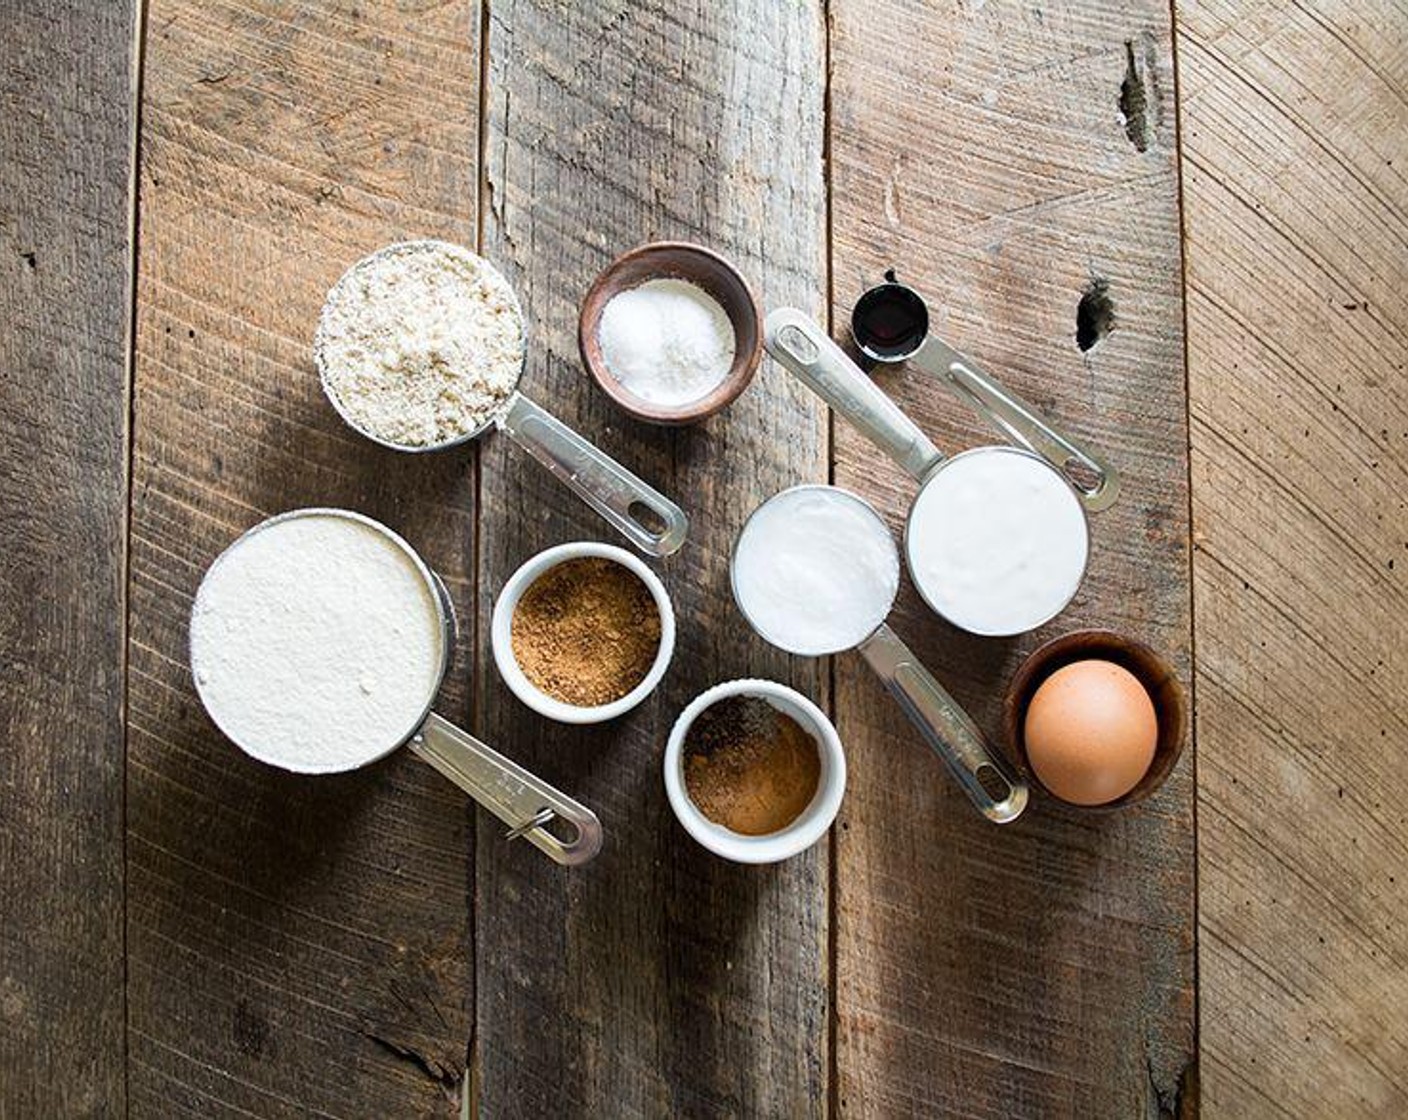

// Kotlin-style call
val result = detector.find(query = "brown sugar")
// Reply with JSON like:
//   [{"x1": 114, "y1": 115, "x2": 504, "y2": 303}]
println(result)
[
  {"x1": 510, "y1": 556, "x2": 661, "y2": 707},
  {"x1": 683, "y1": 696, "x2": 821, "y2": 835}
]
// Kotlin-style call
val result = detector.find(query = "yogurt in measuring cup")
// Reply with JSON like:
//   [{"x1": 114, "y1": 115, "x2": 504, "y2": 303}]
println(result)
[{"x1": 905, "y1": 447, "x2": 1089, "y2": 637}]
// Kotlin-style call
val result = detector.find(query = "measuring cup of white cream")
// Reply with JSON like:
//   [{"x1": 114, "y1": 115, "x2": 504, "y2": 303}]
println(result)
[
  {"x1": 315, "y1": 240, "x2": 688, "y2": 557},
  {"x1": 731, "y1": 485, "x2": 1027, "y2": 823},
  {"x1": 188, "y1": 508, "x2": 602, "y2": 865},
  {"x1": 765, "y1": 310, "x2": 1091, "y2": 637}
]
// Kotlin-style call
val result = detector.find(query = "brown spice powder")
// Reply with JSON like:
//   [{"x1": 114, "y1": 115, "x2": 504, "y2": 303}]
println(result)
[
  {"x1": 683, "y1": 696, "x2": 821, "y2": 835},
  {"x1": 510, "y1": 556, "x2": 661, "y2": 707}
]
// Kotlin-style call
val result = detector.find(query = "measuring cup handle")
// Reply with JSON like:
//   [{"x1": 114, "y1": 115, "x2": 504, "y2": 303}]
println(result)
[
  {"x1": 857, "y1": 624, "x2": 1028, "y2": 823},
  {"x1": 498, "y1": 395, "x2": 688, "y2": 557},
  {"x1": 764, "y1": 308, "x2": 942, "y2": 481},
  {"x1": 910, "y1": 336, "x2": 1120, "y2": 512},
  {"x1": 409, "y1": 713, "x2": 603, "y2": 865}
]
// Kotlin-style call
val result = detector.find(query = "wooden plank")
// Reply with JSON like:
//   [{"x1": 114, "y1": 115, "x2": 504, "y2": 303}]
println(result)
[
  {"x1": 0, "y1": 1, "x2": 136, "y2": 1113},
  {"x1": 828, "y1": 4, "x2": 1195, "y2": 1115},
  {"x1": 474, "y1": 1, "x2": 830, "y2": 1113},
  {"x1": 127, "y1": 2, "x2": 480, "y2": 1114},
  {"x1": 1177, "y1": 2, "x2": 1408, "y2": 1114}
]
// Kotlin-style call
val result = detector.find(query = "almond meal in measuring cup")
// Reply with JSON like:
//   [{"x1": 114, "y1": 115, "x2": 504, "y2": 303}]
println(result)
[{"x1": 315, "y1": 241, "x2": 525, "y2": 447}]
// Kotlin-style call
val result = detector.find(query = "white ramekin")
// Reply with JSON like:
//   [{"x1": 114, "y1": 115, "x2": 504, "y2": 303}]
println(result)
[
  {"x1": 663, "y1": 679, "x2": 846, "y2": 864},
  {"x1": 491, "y1": 541, "x2": 676, "y2": 724}
]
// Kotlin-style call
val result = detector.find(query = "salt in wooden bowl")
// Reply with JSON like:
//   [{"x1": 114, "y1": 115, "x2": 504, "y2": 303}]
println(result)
[{"x1": 578, "y1": 241, "x2": 763, "y2": 425}]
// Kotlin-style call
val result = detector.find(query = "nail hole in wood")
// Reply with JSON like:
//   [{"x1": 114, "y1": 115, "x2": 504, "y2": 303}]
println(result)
[
  {"x1": 1076, "y1": 278, "x2": 1115, "y2": 352},
  {"x1": 1119, "y1": 40, "x2": 1153, "y2": 153}
]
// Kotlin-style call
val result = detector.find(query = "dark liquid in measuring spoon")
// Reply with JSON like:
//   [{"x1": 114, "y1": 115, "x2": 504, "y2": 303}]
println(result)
[{"x1": 851, "y1": 282, "x2": 928, "y2": 362}]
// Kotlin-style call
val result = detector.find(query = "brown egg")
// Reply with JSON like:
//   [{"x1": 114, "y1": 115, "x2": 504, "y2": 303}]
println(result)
[{"x1": 1023, "y1": 659, "x2": 1158, "y2": 806}]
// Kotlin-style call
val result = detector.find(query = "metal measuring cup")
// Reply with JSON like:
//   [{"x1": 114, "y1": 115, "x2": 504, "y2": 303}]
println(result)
[
  {"x1": 849, "y1": 275, "x2": 1119, "y2": 511},
  {"x1": 765, "y1": 309, "x2": 1094, "y2": 637},
  {"x1": 730, "y1": 486, "x2": 1027, "y2": 823},
  {"x1": 315, "y1": 240, "x2": 689, "y2": 557},
  {"x1": 190, "y1": 508, "x2": 603, "y2": 866}
]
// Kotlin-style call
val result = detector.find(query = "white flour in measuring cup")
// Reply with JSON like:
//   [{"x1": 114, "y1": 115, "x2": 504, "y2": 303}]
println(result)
[
  {"x1": 906, "y1": 447, "x2": 1089, "y2": 637},
  {"x1": 189, "y1": 511, "x2": 445, "y2": 772},
  {"x1": 732, "y1": 487, "x2": 899, "y2": 656}
]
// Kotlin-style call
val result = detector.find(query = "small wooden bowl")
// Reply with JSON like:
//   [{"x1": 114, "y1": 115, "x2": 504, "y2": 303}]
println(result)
[
  {"x1": 578, "y1": 241, "x2": 763, "y2": 425},
  {"x1": 1002, "y1": 629, "x2": 1188, "y2": 810}
]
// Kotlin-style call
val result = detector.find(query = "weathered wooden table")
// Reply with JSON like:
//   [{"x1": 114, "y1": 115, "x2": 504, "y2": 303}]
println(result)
[{"x1": 3, "y1": 2, "x2": 1404, "y2": 1116}]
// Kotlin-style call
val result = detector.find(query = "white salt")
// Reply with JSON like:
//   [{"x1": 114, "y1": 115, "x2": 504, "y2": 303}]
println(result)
[
  {"x1": 597, "y1": 278, "x2": 735, "y2": 407},
  {"x1": 732, "y1": 487, "x2": 899, "y2": 656},
  {"x1": 907, "y1": 448, "x2": 1088, "y2": 636},
  {"x1": 189, "y1": 512, "x2": 445, "y2": 773}
]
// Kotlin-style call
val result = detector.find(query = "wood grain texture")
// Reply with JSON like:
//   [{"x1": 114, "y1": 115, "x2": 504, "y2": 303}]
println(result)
[
  {"x1": 1178, "y1": 2, "x2": 1408, "y2": 1115},
  {"x1": 828, "y1": 3, "x2": 1195, "y2": 1115},
  {"x1": 128, "y1": 2, "x2": 480, "y2": 1114},
  {"x1": 23, "y1": 3, "x2": 1408, "y2": 1113},
  {"x1": 0, "y1": 1, "x2": 135, "y2": 1114},
  {"x1": 474, "y1": 1, "x2": 829, "y2": 1113}
]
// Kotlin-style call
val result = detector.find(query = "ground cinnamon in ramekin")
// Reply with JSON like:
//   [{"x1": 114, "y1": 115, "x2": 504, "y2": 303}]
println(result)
[
  {"x1": 683, "y1": 696, "x2": 821, "y2": 835},
  {"x1": 510, "y1": 557, "x2": 661, "y2": 707}
]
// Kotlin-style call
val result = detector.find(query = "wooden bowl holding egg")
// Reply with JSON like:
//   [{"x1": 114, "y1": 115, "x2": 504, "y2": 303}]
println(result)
[
  {"x1": 1003, "y1": 629, "x2": 1187, "y2": 811},
  {"x1": 579, "y1": 241, "x2": 763, "y2": 425}
]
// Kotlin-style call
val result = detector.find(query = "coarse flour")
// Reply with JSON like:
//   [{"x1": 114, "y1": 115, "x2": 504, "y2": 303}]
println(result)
[
  {"x1": 316, "y1": 241, "x2": 525, "y2": 447},
  {"x1": 190, "y1": 511, "x2": 445, "y2": 772}
]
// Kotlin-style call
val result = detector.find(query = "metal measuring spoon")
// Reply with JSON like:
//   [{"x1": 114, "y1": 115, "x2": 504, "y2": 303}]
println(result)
[
  {"x1": 190, "y1": 508, "x2": 603, "y2": 866},
  {"x1": 730, "y1": 485, "x2": 1027, "y2": 824},
  {"x1": 850, "y1": 274, "x2": 1119, "y2": 512},
  {"x1": 315, "y1": 240, "x2": 689, "y2": 557}
]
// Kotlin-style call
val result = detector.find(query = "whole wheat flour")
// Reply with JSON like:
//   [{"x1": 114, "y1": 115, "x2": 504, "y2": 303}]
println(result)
[{"x1": 315, "y1": 241, "x2": 525, "y2": 447}]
